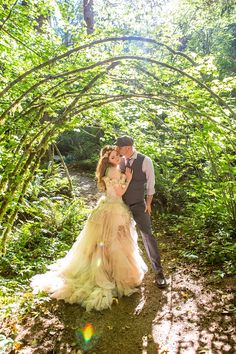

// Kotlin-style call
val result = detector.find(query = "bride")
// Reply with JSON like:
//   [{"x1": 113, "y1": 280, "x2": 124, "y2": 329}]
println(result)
[{"x1": 31, "y1": 145, "x2": 147, "y2": 311}]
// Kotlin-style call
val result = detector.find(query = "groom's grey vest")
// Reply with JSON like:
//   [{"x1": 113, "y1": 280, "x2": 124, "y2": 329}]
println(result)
[{"x1": 120, "y1": 153, "x2": 146, "y2": 205}]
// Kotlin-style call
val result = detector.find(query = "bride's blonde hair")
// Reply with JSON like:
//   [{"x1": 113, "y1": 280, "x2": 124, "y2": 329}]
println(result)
[{"x1": 96, "y1": 145, "x2": 116, "y2": 191}]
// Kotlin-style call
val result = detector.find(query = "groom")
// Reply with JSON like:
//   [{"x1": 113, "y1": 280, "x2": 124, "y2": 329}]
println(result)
[{"x1": 115, "y1": 135, "x2": 167, "y2": 288}]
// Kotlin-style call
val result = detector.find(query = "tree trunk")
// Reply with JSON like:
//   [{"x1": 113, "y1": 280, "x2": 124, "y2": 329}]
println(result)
[{"x1": 83, "y1": 0, "x2": 94, "y2": 34}]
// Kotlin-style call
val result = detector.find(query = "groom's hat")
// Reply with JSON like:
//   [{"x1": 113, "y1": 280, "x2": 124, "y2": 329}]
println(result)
[{"x1": 115, "y1": 136, "x2": 134, "y2": 147}]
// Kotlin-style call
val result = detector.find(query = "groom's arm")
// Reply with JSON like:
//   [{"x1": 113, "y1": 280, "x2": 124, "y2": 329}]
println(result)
[{"x1": 142, "y1": 156, "x2": 155, "y2": 214}]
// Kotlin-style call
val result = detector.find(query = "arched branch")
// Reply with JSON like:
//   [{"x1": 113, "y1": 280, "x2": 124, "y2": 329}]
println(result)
[
  {"x1": 54, "y1": 62, "x2": 120, "y2": 125},
  {"x1": 70, "y1": 93, "x2": 200, "y2": 116},
  {"x1": 0, "y1": 36, "x2": 197, "y2": 99},
  {"x1": 50, "y1": 55, "x2": 234, "y2": 117},
  {"x1": 1, "y1": 28, "x2": 42, "y2": 57},
  {"x1": 1, "y1": 56, "x2": 234, "y2": 121},
  {"x1": 0, "y1": 0, "x2": 18, "y2": 31}
]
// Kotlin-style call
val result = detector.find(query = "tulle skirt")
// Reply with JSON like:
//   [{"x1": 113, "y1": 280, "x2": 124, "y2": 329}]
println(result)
[{"x1": 30, "y1": 196, "x2": 147, "y2": 311}]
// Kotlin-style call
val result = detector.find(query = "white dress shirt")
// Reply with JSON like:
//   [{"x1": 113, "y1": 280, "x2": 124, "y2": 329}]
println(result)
[{"x1": 125, "y1": 150, "x2": 155, "y2": 195}]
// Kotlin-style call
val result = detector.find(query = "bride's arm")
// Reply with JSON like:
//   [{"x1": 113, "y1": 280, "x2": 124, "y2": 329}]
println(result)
[{"x1": 113, "y1": 168, "x2": 133, "y2": 197}]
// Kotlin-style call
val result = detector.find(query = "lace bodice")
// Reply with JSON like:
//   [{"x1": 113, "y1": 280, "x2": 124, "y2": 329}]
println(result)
[{"x1": 103, "y1": 170, "x2": 127, "y2": 198}]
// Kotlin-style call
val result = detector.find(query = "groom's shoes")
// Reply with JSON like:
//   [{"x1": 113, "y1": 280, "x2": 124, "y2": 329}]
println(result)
[{"x1": 155, "y1": 272, "x2": 167, "y2": 289}]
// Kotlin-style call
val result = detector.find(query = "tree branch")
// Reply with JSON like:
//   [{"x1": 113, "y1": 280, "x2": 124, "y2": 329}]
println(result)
[
  {"x1": 0, "y1": 36, "x2": 198, "y2": 99},
  {"x1": 53, "y1": 143, "x2": 73, "y2": 194},
  {"x1": 1, "y1": 28, "x2": 42, "y2": 57},
  {"x1": 1, "y1": 55, "x2": 234, "y2": 120},
  {"x1": 0, "y1": 0, "x2": 18, "y2": 31},
  {"x1": 54, "y1": 62, "x2": 120, "y2": 126},
  {"x1": 70, "y1": 93, "x2": 200, "y2": 117}
]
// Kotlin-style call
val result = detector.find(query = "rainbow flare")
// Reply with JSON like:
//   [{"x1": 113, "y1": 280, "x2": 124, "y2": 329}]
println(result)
[{"x1": 82, "y1": 323, "x2": 94, "y2": 343}]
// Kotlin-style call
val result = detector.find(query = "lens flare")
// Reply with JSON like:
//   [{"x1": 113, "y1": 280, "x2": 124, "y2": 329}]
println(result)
[
  {"x1": 75, "y1": 322, "x2": 97, "y2": 351},
  {"x1": 82, "y1": 323, "x2": 94, "y2": 343}
]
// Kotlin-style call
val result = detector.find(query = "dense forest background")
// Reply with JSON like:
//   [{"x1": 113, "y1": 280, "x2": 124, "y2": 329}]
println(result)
[{"x1": 0, "y1": 1, "x2": 235, "y2": 349}]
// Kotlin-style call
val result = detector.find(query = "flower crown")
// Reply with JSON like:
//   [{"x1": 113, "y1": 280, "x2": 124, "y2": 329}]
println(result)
[{"x1": 103, "y1": 151, "x2": 110, "y2": 158}]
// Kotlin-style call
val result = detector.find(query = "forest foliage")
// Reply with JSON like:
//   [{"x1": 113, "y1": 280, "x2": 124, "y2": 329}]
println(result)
[{"x1": 0, "y1": 0, "x2": 235, "y2": 297}]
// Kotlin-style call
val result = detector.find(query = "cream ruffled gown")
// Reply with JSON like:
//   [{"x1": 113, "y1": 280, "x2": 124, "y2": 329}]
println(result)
[{"x1": 30, "y1": 172, "x2": 147, "y2": 311}]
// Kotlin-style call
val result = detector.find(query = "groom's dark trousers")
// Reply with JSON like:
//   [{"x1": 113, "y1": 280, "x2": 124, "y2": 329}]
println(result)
[{"x1": 120, "y1": 153, "x2": 163, "y2": 274}]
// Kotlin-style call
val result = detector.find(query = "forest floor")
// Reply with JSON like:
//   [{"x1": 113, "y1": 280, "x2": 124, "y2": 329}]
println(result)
[{"x1": 1, "y1": 171, "x2": 236, "y2": 354}]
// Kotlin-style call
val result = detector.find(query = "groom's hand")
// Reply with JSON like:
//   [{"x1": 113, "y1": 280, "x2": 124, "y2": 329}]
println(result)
[
  {"x1": 145, "y1": 195, "x2": 153, "y2": 215},
  {"x1": 145, "y1": 203, "x2": 152, "y2": 215}
]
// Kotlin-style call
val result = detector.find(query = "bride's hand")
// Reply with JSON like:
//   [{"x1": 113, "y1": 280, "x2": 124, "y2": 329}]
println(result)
[{"x1": 125, "y1": 167, "x2": 133, "y2": 182}]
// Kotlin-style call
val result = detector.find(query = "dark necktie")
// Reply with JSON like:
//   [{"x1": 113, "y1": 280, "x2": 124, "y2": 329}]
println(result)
[{"x1": 126, "y1": 158, "x2": 132, "y2": 169}]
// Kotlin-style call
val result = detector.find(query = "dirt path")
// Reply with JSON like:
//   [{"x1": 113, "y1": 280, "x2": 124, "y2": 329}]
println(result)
[{"x1": 2, "y1": 173, "x2": 236, "y2": 354}]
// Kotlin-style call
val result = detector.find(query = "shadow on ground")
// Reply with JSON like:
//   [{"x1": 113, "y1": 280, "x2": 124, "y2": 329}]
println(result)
[
  {"x1": 1, "y1": 172, "x2": 235, "y2": 353},
  {"x1": 2, "y1": 261, "x2": 235, "y2": 354}
]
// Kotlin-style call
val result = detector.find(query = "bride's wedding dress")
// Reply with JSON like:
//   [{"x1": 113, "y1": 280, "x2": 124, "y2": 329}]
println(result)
[{"x1": 31, "y1": 171, "x2": 147, "y2": 311}]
